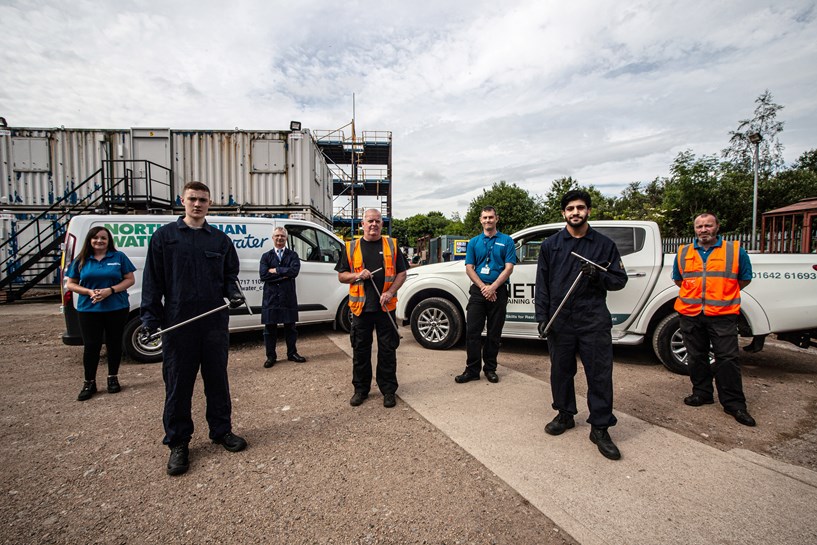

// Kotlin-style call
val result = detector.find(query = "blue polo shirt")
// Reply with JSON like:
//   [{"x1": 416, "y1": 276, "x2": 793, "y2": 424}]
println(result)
[
  {"x1": 671, "y1": 236, "x2": 752, "y2": 281},
  {"x1": 465, "y1": 231, "x2": 516, "y2": 284},
  {"x1": 66, "y1": 251, "x2": 136, "y2": 312}
]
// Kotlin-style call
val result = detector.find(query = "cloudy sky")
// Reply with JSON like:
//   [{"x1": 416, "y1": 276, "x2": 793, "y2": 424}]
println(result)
[{"x1": 2, "y1": 0, "x2": 815, "y2": 219}]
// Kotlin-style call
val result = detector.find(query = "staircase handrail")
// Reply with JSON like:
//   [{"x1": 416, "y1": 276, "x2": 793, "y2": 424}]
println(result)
[
  {"x1": 0, "y1": 167, "x2": 103, "y2": 253},
  {"x1": 0, "y1": 171, "x2": 130, "y2": 287},
  {"x1": 104, "y1": 159, "x2": 173, "y2": 207}
]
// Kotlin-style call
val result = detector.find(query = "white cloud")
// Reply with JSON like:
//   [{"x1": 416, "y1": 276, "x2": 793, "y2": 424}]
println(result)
[{"x1": 1, "y1": 0, "x2": 815, "y2": 219}]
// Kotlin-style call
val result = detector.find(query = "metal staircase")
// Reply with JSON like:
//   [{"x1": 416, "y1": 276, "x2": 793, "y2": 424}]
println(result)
[{"x1": 0, "y1": 160, "x2": 172, "y2": 302}]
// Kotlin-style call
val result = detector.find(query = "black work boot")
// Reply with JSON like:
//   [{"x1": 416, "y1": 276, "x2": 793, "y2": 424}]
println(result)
[
  {"x1": 213, "y1": 432, "x2": 247, "y2": 452},
  {"x1": 167, "y1": 443, "x2": 190, "y2": 476},
  {"x1": 544, "y1": 412, "x2": 575, "y2": 435},
  {"x1": 77, "y1": 380, "x2": 97, "y2": 401},
  {"x1": 724, "y1": 407, "x2": 757, "y2": 427},
  {"x1": 589, "y1": 427, "x2": 621, "y2": 460},
  {"x1": 107, "y1": 375, "x2": 121, "y2": 393}
]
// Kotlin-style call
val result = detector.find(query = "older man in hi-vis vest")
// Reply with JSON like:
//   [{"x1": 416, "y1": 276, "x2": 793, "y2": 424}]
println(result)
[
  {"x1": 336, "y1": 209, "x2": 408, "y2": 409},
  {"x1": 673, "y1": 212, "x2": 756, "y2": 427}
]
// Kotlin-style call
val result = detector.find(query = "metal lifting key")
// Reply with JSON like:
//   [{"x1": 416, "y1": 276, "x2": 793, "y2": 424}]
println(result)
[{"x1": 541, "y1": 252, "x2": 608, "y2": 336}]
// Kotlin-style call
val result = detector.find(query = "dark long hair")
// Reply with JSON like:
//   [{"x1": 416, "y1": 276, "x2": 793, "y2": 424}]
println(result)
[{"x1": 75, "y1": 226, "x2": 117, "y2": 272}]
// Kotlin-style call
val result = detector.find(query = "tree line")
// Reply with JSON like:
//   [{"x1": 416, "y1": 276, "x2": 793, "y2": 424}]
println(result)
[{"x1": 392, "y1": 91, "x2": 817, "y2": 247}]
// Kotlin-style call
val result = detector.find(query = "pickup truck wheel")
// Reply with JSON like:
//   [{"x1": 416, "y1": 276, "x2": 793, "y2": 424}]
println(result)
[
  {"x1": 652, "y1": 313, "x2": 690, "y2": 375},
  {"x1": 410, "y1": 297, "x2": 463, "y2": 350},
  {"x1": 123, "y1": 316, "x2": 162, "y2": 363}
]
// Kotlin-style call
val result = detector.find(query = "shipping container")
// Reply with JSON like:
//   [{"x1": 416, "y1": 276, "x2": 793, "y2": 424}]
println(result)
[
  {"x1": 0, "y1": 124, "x2": 335, "y2": 299},
  {"x1": 0, "y1": 125, "x2": 333, "y2": 226}
]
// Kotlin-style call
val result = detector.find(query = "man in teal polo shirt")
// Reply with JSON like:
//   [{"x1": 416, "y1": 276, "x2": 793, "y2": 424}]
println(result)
[{"x1": 455, "y1": 206, "x2": 516, "y2": 384}]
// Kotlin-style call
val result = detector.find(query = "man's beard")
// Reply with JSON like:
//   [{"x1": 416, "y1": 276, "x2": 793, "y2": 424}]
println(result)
[{"x1": 566, "y1": 214, "x2": 587, "y2": 227}]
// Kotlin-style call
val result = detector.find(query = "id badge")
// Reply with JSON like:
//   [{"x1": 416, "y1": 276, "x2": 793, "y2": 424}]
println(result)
[{"x1": 480, "y1": 265, "x2": 491, "y2": 275}]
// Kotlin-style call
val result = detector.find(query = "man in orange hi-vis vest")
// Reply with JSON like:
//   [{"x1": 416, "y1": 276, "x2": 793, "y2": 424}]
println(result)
[
  {"x1": 336, "y1": 209, "x2": 408, "y2": 409},
  {"x1": 672, "y1": 212, "x2": 756, "y2": 427}
]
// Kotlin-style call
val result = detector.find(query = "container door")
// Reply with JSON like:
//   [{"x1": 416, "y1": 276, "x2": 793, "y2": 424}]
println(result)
[{"x1": 131, "y1": 128, "x2": 171, "y2": 204}]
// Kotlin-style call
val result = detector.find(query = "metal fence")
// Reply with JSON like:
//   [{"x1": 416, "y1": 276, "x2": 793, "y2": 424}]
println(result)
[{"x1": 661, "y1": 233, "x2": 753, "y2": 254}]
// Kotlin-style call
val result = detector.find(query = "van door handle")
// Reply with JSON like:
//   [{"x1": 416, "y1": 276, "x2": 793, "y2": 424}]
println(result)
[{"x1": 627, "y1": 272, "x2": 646, "y2": 277}]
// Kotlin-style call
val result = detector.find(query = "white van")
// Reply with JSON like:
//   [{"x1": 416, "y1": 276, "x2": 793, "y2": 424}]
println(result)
[{"x1": 60, "y1": 215, "x2": 351, "y2": 362}]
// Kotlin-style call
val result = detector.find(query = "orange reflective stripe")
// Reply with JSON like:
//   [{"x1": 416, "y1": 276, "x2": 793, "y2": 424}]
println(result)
[
  {"x1": 346, "y1": 240, "x2": 365, "y2": 316},
  {"x1": 381, "y1": 237, "x2": 398, "y2": 312}
]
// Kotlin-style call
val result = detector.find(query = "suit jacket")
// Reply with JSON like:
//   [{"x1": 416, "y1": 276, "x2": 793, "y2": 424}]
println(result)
[{"x1": 259, "y1": 247, "x2": 301, "y2": 324}]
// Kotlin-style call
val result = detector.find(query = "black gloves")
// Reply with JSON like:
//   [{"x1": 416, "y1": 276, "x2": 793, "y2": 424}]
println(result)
[
  {"x1": 580, "y1": 261, "x2": 599, "y2": 281},
  {"x1": 229, "y1": 294, "x2": 246, "y2": 309},
  {"x1": 139, "y1": 326, "x2": 159, "y2": 344},
  {"x1": 538, "y1": 321, "x2": 548, "y2": 339}
]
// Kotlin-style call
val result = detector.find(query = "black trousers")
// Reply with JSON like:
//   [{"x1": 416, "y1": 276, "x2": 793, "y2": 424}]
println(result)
[
  {"x1": 351, "y1": 311, "x2": 399, "y2": 395},
  {"x1": 547, "y1": 329, "x2": 617, "y2": 428},
  {"x1": 679, "y1": 313, "x2": 746, "y2": 411},
  {"x1": 264, "y1": 323, "x2": 298, "y2": 358},
  {"x1": 162, "y1": 313, "x2": 232, "y2": 446},
  {"x1": 77, "y1": 308, "x2": 129, "y2": 381},
  {"x1": 465, "y1": 283, "x2": 508, "y2": 376}
]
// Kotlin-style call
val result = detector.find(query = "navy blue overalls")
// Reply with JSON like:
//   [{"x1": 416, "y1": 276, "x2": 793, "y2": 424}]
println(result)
[
  {"x1": 141, "y1": 217, "x2": 241, "y2": 446},
  {"x1": 534, "y1": 226, "x2": 628, "y2": 428}
]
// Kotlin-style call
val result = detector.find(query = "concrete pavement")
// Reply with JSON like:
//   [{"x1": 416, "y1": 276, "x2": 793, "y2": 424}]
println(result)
[{"x1": 328, "y1": 331, "x2": 817, "y2": 545}]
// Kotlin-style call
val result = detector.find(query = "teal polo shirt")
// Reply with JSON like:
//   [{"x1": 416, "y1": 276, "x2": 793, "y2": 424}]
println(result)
[
  {"x1": 465, "y1": 231, "x2": 516, "y2": 284},
  {"x1": 66, "y1": 251, "x2": 136, "y2": 312}
]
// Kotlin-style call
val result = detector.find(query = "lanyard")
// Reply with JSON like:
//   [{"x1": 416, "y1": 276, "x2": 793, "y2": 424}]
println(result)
[{"x1": 483, "y1": 237, "x2": 496, "y2": 266}]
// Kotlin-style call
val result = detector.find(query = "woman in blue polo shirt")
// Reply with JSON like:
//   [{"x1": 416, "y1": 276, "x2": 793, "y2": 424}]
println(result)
[{"x1": 65, "y1": 226, "x2": 136, "y2": 401}]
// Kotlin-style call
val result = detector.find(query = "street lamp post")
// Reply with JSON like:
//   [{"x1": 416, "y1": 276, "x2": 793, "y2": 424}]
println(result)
[{"x1": 748, "y1": 131, "x2": 763, "y2": 251}]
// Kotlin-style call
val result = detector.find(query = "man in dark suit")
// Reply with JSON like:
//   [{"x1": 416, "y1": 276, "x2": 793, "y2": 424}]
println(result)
[{"x1": 259, "y1": 227, "x2": 306, "y2": 367}]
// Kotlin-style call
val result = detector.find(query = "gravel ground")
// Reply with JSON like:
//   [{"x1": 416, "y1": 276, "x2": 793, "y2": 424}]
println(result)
[{"x1": 0, "y1": 309, "x2": 573, "y2": 545}]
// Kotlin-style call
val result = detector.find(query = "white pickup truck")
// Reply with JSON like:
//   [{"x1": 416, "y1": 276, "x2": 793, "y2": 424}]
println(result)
[{"x1": 395, "y1": 220, "x2": 817, "y2": 374}]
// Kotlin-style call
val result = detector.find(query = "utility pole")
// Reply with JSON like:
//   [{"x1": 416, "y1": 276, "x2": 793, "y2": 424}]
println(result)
[{"x1": 748, "y1": 131, "x2": 763, "y2": 251}]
